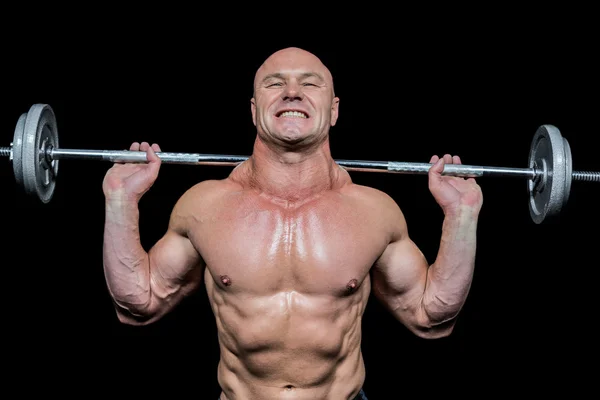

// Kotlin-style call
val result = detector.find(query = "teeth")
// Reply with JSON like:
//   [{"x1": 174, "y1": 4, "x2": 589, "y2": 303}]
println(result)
[{"x1": 280, "y1": 111, "x2": 307, "y2": 118}]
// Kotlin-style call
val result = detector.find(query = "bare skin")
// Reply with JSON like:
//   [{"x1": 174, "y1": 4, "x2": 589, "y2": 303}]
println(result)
[{"x1": 102, "y1": 47, "x2": 483, "y2": 400}]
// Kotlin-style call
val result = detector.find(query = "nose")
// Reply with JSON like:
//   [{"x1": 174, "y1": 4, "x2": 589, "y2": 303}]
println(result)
[{"x1": 282, "y1": 81, "x2": 304, "y2": 102}]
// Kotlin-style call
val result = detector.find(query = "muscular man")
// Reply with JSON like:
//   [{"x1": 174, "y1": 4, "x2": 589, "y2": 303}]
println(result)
[{"x1": 102, "y1": 47, "x2": 483, "y2": 400}]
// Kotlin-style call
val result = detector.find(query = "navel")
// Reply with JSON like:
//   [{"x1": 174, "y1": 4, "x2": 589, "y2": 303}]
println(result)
[
  {"x1": 220, "y1": 275, "x2": 232, "y2": 286},
  {"x1": 346, "y1": 278, "x2": 358, "y2": 293}
]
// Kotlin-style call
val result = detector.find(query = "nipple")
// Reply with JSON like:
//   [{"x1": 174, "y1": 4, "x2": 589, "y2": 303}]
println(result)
[
  {"x1": 346, "y1": 279, "x2": 358, "y2": 292},
  {"x1": 220, "y1": 275, "x2": 232, "y2": 286}
]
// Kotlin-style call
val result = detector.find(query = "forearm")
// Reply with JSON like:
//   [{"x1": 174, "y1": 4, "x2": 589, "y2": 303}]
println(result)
[
  {"x1": 423, "y1": 205, "x2": 478, "y2": 324},
  {"x1": 103, "y1": 197, "x2": 153, "y2": 319}
]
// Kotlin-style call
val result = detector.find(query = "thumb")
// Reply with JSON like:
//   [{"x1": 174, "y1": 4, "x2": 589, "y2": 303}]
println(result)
[{"x1": 428, "y1": 158, "x2": 444, "y2": 187}]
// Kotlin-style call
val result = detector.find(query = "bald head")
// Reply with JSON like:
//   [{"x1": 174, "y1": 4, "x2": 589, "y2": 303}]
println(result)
[
  {"x1": 250, "y1": 47, "x2": 340, "y2": 150},
  {"x1": 253, "y1": 47, "x2": 335, "y2": 97}
]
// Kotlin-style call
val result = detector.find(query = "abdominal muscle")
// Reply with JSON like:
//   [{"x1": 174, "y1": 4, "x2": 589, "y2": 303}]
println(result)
[
  {"x1": 207, "y1": 279, "x2": 370, "y2": 400},
  {"x1": 189, "y1": 178, "x2": 385, "y2": 399}
]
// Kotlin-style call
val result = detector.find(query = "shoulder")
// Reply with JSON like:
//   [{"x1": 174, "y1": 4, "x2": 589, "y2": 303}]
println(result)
[
  {"x1": 168, "y1": 178, "x2": 239, "y2": 227},
  {"x1": 174, "y1": 178, "x2": 239, "y2": 211},
  {"x1": 343, "y1": 182, "x2": 402, "y2": 212},
  {"x1": 342, "y1": 183, "x2": 408, "y2": 240},
  {"x1": 183, "y1": 178, "x2": 235, "y2": 200}
]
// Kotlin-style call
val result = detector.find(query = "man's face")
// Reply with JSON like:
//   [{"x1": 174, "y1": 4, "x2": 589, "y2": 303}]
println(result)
[{"x1": 251, "y1": 48, "x2": 339, "y2": 149}]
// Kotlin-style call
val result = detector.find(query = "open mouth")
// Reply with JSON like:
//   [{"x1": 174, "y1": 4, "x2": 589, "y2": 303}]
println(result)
[{"x1": 276, "y1": 110, "x2": 309, "y2": 119}]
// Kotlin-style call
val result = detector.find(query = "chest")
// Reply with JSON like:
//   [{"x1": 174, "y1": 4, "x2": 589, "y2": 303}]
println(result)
[{"x1": 190, "y1": 193, "x2": 388, "y2": 295}]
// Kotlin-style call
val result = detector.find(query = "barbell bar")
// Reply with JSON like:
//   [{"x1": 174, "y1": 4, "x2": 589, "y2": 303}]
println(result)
[{"x1": 2, "y1": 104, "x2": 599, "y2": 224}]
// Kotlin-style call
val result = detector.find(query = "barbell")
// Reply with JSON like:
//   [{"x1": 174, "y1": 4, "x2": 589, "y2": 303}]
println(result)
[{"x1": 2, "y1": 103, "x2": 599, "y2": 223}]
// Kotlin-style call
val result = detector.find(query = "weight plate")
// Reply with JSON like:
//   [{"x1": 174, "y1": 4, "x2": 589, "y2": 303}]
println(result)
[
  {"x1": 21, "y1": 104, "x2": 59, "y2": 203},
  {"x1": 562, "y1": 137, "x2": 572, "y2": 210},
  {"x1": 528, "y1": 125, "x2": 568, "y2": 224},
  {"x1": 12, "y1": 113, "x2": 26, "y2": 189}
]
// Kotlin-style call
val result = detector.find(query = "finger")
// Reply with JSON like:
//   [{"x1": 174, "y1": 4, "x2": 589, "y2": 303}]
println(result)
[
  {"x1": 140, "y1": 142, "x2": 150, "y2": 152},
  {"x1": 130, "y1": 142, "x2": 140, "y2": 151},
  {"x1": 443, "y1": 154, "x2": 453, "y2": 164},
  {"x1": 146, "y1": 144, "x2": 162, "y2": 164},
  {"x1": 452, "y1": 155, "x2": 475, "y2": 182},
  {"x1": 430, "y1": 155, "x2": 440, "y2": 164},
  {"x1": 151, "y1": 143, "x2": 161, "y2": 152}
]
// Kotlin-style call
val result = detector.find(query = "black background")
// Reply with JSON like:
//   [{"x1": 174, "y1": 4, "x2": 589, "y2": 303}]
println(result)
[{"x1": 1, "y1": 7, "x2": 599, "y2": 399}]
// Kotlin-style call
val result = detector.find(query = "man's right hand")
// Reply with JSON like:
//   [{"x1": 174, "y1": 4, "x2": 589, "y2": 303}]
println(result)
[{"x1": 102, "y1": 141, "x2": 162, "y2": 202}]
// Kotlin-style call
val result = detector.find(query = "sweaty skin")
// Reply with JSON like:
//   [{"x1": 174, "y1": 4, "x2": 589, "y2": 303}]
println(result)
[
  {"x1": 184, "y1": 166, "x2": 384, "y2": 399},
  {"x1": 102, "y1": 47, "x2": 482, "y2": 400}
]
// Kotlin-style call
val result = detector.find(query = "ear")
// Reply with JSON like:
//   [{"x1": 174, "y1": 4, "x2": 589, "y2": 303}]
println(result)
[
  {"x1": 251, "y1": 97, "x2": 257, "y2": 126},
  {"x1": 330, "y1": 97, "x2": 340, "y2": 126}
]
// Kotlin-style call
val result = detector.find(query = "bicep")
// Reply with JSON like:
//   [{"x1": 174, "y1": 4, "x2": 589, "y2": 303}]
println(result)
[
  {"x1": 147, "y1": 183, "x2": 214, "y2": 301},
  {"x1": 147, "y1": 227, "x2": 205, "y2": 305},
  {"x1": 366, "y1": 187, "x2": 448, "y2": 335},
  {"x1": 372, "y1": 236, "x2": 429, "y2": 308},
  {"x1": 370, "y1": 192, "x2": 430, "y2": 306}
]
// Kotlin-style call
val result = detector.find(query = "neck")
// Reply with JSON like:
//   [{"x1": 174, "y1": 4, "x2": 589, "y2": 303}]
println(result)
[{"x1": 244, "y1": 136, "x2": 343, "y2": 204}]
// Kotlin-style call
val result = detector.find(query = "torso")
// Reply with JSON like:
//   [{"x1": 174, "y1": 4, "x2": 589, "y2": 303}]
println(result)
[{"x1": 185, "y1": 164, "x2": 393, "y2": 400}]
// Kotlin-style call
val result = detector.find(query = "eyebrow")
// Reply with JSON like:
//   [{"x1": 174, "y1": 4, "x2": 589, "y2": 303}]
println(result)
[{"x1": 262, "y1": 72, "x2": 325, "y2": 83}]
